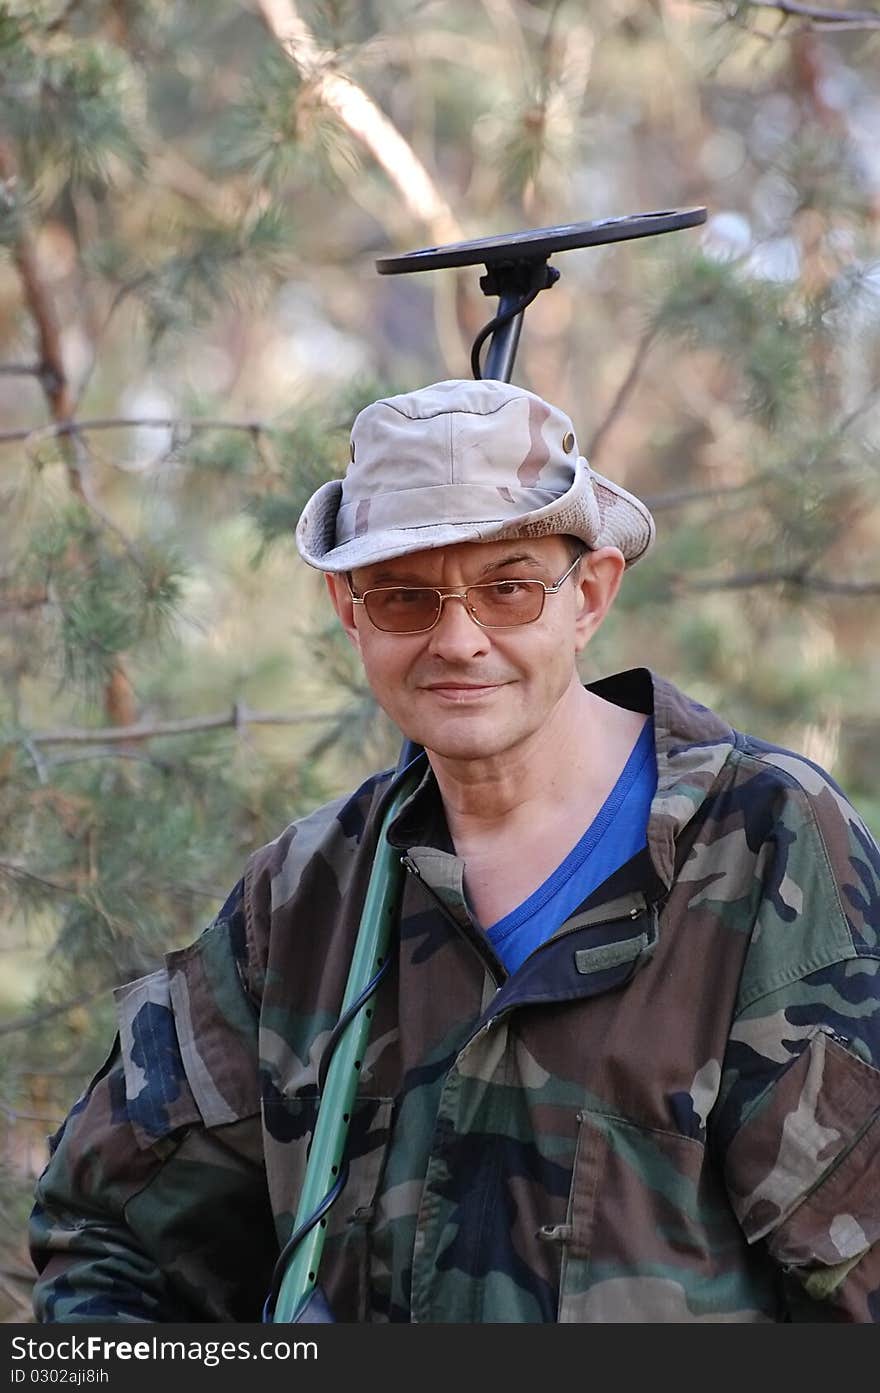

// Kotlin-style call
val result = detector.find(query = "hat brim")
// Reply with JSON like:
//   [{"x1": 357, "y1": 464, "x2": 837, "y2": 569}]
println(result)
[{"x1": 295, "y1": 459, "x2": 655, "y2": 573}]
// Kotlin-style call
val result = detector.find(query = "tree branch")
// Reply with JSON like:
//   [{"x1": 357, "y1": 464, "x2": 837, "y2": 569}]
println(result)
[
  {"x1": 45, "y1": 0, "x2": 87, "y2": 34},
  {"x1": 0, "y1": 986, "x2": 110, "y2": 1039},
  {"x1": 22, "y1": 702, "x2": 335, "y2": 746},
  {"x1": 643, "y1": 478, "x2": 767, "y2": 511},
  {"x1": 0, "y1": 141, "x2": 141, "y2": 731},
  {"x1": 0, "y1": 415, "x2": 279, "y2": 447},
  {"x1": 0, "y1": 584, "x2": 50, "y2": 613},
  {"x1": 255, "y1": 0, "x2": 462, "y2": 244},
  {"x1": 0, "y1": 144, "x2": 92, "y2": 495},
  {"x1": 0, "y1": 861, "x2": 78, "y2": 896},
  {"x1": 0, "y1": 1102, "x2": 63, "y2": 1125},
  {"x1": 679, "y1": 567, "x2": 880, "y2": 595},
  {"x1": 586, "y1": 325, "x2": 659, "y2": 462},
  {"x1": 0, "y1": 1273, "x2": 34, "y2": 1321},
  {"x1": 731, "y1": 1, "x2": 880, "y2": 30},
  {"x1": 1, "y1": 858, "x2": 223, "y2": 907},
  {"x1": 0, "y1": 1264, "x2": 38, "y2": 1283},
  {"x1": 0, "y1": 363, "x2": 40, "y2": 377},
  {"x1": 0, "y1": 185, "x2": 92, "y2": 490}
]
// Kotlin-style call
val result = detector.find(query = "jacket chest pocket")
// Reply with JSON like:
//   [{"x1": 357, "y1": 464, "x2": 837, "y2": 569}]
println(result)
[
  {"x1": 263, "y1": 1091, "x2": 394, "y2": 1322},
  {"x1": 557, "y1": 1109, "x2": 753, "y2": 1323}
]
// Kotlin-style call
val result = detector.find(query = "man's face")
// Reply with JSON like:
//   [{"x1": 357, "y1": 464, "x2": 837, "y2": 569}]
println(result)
[{"x1": 326, "y1": 535, "x2": 622, "y2": 766}]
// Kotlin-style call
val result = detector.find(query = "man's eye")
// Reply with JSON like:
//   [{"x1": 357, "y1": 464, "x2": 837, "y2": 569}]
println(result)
[
  {"x1": 488, "y1": 581, "x2": 529, "y2": 598},
  {"x1": 382, "y1": 588, "x2": 428, "y2": 605}
]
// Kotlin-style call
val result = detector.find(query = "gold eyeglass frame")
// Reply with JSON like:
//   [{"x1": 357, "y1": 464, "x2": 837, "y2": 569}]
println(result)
[{"x1": 346, "y1": 552, "x2": 584, "y2": 634}]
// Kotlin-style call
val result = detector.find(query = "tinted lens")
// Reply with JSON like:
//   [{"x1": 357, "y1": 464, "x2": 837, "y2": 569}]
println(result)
[
  {"x1": 468, "y1": 580, "x2": 544, "y2": 626},
  {"x1": 363, "y1": 587, "x2": 441, "y2": 632},
  {"x1": 362, "y1": 580, "x2": 547, "y2": 632}
]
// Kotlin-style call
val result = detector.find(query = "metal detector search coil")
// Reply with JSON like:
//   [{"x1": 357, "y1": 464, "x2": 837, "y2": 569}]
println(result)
[
  {"x1": 377, "y1": 208, "x2": 707, "y2": 380},
  {"x1": 375, "y1": 207, "x2": 707, "y2": 274}
]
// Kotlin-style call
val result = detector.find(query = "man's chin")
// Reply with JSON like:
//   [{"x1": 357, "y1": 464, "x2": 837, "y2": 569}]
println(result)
[
  {"x1": 391, "y1": 695, "x2": 523, "y2": 763},
  {"x1": 411, "y1": 723, "x2": 516, "y2": 765}
]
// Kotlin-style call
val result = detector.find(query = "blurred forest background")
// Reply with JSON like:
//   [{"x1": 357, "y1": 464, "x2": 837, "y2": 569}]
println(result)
[{"x1": 3, "y1": 0, "x2": 880, "y2": 1319}]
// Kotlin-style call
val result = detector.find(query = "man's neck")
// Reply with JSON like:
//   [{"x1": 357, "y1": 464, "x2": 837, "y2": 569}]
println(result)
[{"x1": 426, "y1": 681, "x2": 647, "y2": 842}]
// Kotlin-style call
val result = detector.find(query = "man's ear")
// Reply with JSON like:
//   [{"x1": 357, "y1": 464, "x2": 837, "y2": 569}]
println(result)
[
  {"x1": 325, "y1": 572, "x2": 362, "y2": 653},
  {"x1": 573, "y1": 546, "x2": 626, "y2": 652}
]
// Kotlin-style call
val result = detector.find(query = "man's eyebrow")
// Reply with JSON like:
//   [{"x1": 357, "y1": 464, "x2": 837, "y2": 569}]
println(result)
[
  {"x1": 365, "y1": 568, "x2": 431, "y2": 585},
  {"x1": 364, "y1": 552, "x2": 547, "y2": 586},
  {"x1": 476, "y1": 552, "x2": 544, "y2": 577}
]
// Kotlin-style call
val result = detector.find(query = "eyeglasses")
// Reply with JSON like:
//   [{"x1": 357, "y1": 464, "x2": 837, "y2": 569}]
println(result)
[{"x1": 347, "y1": 553, "x2": 584, "y2": 634}]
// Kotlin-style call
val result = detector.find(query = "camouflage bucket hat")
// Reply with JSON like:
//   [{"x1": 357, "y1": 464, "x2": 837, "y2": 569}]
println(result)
[{"x1": 295, "y1": 378, "x2": 656, "y2": 573}]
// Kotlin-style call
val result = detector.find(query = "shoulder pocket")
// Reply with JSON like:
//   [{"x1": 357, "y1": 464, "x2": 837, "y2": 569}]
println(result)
[
  {"x1": 115, "y1": 920, "x2": 260, "y2": 1150},
  {"x1": 724, "y1": 1028, "x2": 880, "y2": 1268}
]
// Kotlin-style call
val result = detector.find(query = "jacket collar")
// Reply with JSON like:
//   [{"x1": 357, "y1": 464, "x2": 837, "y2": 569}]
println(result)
[{"x1": 385, "y1": 668, "x2": 737, "y2": 895}]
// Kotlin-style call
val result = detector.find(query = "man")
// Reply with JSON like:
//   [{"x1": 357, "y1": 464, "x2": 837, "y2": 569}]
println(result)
[{"x1": 30, "y1": 379, "x2": 880, "y2": 1323}]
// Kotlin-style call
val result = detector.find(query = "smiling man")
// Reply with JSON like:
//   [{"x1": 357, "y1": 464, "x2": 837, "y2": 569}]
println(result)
[{"x1": 31, "y1": 379, "x2": 880, "y2": 1323}]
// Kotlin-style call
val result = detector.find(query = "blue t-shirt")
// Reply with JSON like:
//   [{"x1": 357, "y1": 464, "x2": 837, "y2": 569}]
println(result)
[{"x1": 485, "y1": 719, "x2": 657, "y2": 973}]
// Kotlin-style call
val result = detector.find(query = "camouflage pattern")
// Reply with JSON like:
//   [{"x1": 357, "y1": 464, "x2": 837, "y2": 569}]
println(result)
[
  {"x1": 294, "y1": 378, "x2": 655, "y2": 573},
  {"x1": 30, "y1": 669, "x2": 880, "y2": 1322}
]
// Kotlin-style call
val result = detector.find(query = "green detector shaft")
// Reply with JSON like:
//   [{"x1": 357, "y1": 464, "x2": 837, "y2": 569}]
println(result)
[{"x1": 271, "y1": 768, "x2": 420, "y2": 1322}]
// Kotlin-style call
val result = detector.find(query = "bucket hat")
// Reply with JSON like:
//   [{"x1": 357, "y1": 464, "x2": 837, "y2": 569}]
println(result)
[{"x1": 295, "y1": 379, "x2": 655, "y2": 572}]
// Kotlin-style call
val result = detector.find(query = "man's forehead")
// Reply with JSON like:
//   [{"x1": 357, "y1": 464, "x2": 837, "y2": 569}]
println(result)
[{"x1": 352, "y1": 535, "x2": 569, "y2": 584}]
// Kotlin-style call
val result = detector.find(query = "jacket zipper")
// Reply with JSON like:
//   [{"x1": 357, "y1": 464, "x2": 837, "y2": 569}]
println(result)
[
  {"x1": 447, "y1": 901, "x2": 655, "y2": 1063},
  {"x1": 403, "y1": 854, "x2": 658, "y2": 1065},
  {"x1": 399, "y1": 853, "x2": 504, "y2": 987}
]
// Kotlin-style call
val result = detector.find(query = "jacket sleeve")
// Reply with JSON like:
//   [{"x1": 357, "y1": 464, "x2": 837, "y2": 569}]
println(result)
[
  {"x1": 715, "y1": 766, "x2": 880, "y2": 1322},
  {"x1": 29, "y1": 882, "x2": 276, "y2": 1323}
]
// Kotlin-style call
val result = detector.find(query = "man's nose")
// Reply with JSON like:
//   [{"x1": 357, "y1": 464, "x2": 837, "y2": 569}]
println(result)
[{"x1": 426, "y1": 592, "x2": 492, "y2": 657}]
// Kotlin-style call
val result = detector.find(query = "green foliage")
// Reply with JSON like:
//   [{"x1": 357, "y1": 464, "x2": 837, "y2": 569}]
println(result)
[
  {"x1": 130, "y1": 208, "x2": 294, "y2": 343},
  {"x1": 0, "y1": 6, "x2": 32, "y2": 78},
  {"x1": 0, "y1": 726, "x2": 328, "y2": 994},
  {"x1": 495, "y1": 98, "x2": 554, "y2": 202},
  {"x1": 246, "y1": 380, "x2": 394, "y2": 557},
  {"x1": 215, "y1": 51, "x2": 307, "y2": 187},
  {"x1": 177, "y1": 426, "x2": 256, "y2": 478},
  {"x1": 246, "y1": 414, "x2": 346, "y2": 554},
  {"x1": 0, "y1": 175, "x2": 31, "y2": 249},
  {"x1": 295, "y1": 621, "x2": 399, "y2": 772},
  {"x1": 2, "y1": 28, "x2": 145, "y2": 186},
  {"x1": 21, "y1": 506, "x2": 185, "y2": 689},
  {"x1": 215, "y1": 44, "x2": 361, "y2": 191},
  {"x1": 652, "y1": 255, "x2": 807, "y2": 430},
  {"x1": 743, "y1": 319, "x2": 804, "y2": 429}
]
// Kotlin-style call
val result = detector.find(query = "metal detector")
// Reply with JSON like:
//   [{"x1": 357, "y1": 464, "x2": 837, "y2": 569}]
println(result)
[{"x1": 268, "y1": 206, "x2": 706, "y2": 1323}]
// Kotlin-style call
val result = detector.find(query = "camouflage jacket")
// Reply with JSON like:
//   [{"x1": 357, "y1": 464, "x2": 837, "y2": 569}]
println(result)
[{"x1": 30, "y1": 669, "x2": 880, "y2": 1322}]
